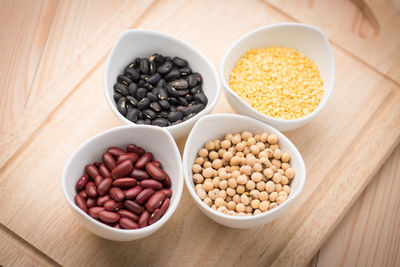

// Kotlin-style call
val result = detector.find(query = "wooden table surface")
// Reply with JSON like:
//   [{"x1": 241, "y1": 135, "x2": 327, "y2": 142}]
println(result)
[{"x1": 1, "y1": 0, "x2": 400, "y2": 266}]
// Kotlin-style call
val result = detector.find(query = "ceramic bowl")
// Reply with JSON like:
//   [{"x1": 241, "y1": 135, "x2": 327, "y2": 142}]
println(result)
[
  {"x1": 183, "y1": 114, "x2": 305, "y2": 228},
  {"x1": 220, "y1": 23, "x2": 335, "y2": 131},
  {"x1": 62, "y1": 125, "x2": 183, "y2": 241},
  {"x1": 104, "y1": 29, "x2": 220, "y2": 139}
]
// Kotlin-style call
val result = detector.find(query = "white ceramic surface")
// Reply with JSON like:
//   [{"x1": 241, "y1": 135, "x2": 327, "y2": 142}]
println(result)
[
  {"x1": 183, "y1": 114, "x2": 306, "y2": 228},
  {"x1": 220, "y1": 23, "x2": 335, "y2": 131},
  {"x1": 104, "y1": 30, "x2": 220, "y2": 140},
  {"x1": 62, "y1": 125, "x2": 183, "y2": 241}
]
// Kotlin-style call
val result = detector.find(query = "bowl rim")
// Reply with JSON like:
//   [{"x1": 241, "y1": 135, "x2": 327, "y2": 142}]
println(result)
[
  {"x1": 182, "y1": 113, "x2": 306, "y2": 221},
  {"x1": 62, "y1": 124, "x2": 184, "y2": 235},
  {"x1": 104, "y1": 29, "x2": 221, "y2": 131},
  {"x1": 220, "y1": 22, "x2": 336, "y2": 125}
]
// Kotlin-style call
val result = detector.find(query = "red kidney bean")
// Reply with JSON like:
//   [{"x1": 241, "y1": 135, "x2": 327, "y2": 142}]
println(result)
[
  {"x1": 149, "y1": 209, "x2": 162, "y2": 225},
  {"x1": 114, "y1": 223, "x2": 122, "y2": 229},
  {"x1": 75, "y1": 174, "x2": 89, "y2": 192},
  {"x1": 145, "y1": 162, "x2": 166, "y2": 181},
  {"x1": 85, "y1": 164, "x2": 100, "y2": 179},
  {"x1": 99, "y1": 164, "x2": 111, "y2": 178},
  {"x1": 120, "y1": 217, "x2": 139, "y2": 229},
  {"x1": 88, "y1": 207, "x2": 105, "y2": 219},
  {"x1": 136, "y1": 188, "x2": 155, "y2": 205},
  {"x1": 160, "y1": 198, "x2": 170, "y2": 214},
  {"x1": 94, "y1": 175, "x2": 104, "y2": 187},
  {"x1": 124, "y1": 185, "x2": 142, "y2": 199},
  {"x1": 103, "y1": 152, "x2": 117, "y2": 171},
  {"x1": 97, "y1": 177, "x2": 113, "y2": 196},
  {"x1": 85, "y1": 181, "x2": 97, "y2": 198},
  {"x1": 93, "y1": 161, "x2": 102, "y2": 168},
  {"x1": 162, "y1": 171, "x2": 171, "y2": 188},
  {"x1": 152, "y1": 161, "x2": 161, "y2": 167},
  {"x1": 112, "y1": 178, "x2": 137, "y2": 188},
  {"x1": 145, "y1": 191, "x2": 166, "y2": 212},
  {"x1": 140, "y1": 179, "x2": 163, "y2": 190},
  {"x1": 135, "y1": 152, "x2": 153, "y2": 169},
  {"x1": 107, "y1": 147, "x2": 126, "y2": 158},
  {"x1": 104, "y1": 199, "x2": 123, "y2": 211},
  {"x1": 138, "y1": 210, "x2": 150, "y2": 228},
  {"x1": 117, "y1": 153, "x2": 139, "y2": 165},
  {"x1": 97, "y1": 195, "x2": 111, "y2": 206},
  {"x1": 78, "y1": 190, "x2": 87, "y2": 199},
  {"x1": 98, "y1": 210, "x2": 120, "y2": 223},
  {"x1": 123, "y1": 200, "x2": 143, "y2": 214},
  {"x1": 118, "y1": 209, "x2": 139, "y2": 222},
  {"x1": 109, "y1": 187, "x2": 124, "y2": 202},
  {"x1": 160, "y1": 188, "x2": 173, "y2": 198},
  {"x1": 126, "y1": 144, "x2": 145, "y2": 156},
  {"x1": 74, "y1": 194, "x2": 88, "y2": 212},
  {"x1": 111, "y1": 160, "x2": 133, "y2": 179},
  {"x1": 130, "y1": 168, "x2": 149, "y2": 180},
  {"x1": 86, "y1": 198, "x2": 97, "y2": 208}
]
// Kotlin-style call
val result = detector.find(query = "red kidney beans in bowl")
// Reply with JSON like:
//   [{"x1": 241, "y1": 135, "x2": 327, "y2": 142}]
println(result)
[{"x1": 74, "y1": 144, "x2": 172, "y2": 230}]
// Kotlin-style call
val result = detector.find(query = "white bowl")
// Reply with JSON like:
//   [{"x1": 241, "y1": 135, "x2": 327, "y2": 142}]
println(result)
[
  {"x1": 104, "y1": 30, "x2": 220, "y2": 140},
  {"x1": 183, "y1": 114, "x2": 305, "y2": 228},
  {"x1": 62, "y1": 125, "x2": 183, "y2": 241},
  {"x1": 221, "y1": 23, "x2": 336, "y2": 131}
]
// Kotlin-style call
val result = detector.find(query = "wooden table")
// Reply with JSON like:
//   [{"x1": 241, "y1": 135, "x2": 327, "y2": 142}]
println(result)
[{"x1": 1, "y1": 0, "x2": 400, "y2": 266}]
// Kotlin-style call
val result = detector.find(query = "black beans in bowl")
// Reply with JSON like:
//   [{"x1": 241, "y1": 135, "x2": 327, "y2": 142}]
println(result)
[{"x1": 113, "y1": 54, "x2": 208, "y2": 127}]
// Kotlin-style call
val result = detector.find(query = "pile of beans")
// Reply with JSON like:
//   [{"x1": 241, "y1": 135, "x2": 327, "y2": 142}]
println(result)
[
  {"x1": 229, "y1": 47, "x2": 324, "y2": 120},
  {"x1": 74, "y1": 144, "x2": 172, "y2": 229},
  {"x1": 191, "y1": 131, "x2": 295, "y2": 216},
  {"x1": 113, "y1": 53, "x2": 208, "y2": 126}
]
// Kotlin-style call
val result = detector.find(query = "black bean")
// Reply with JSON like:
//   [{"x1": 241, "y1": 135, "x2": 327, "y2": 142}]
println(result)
[
  {"x1": 179, "y1": 66, "x2": 192, "y2": 76},
  {"x1": 126, "y1": 108, "x2": 140, "y2": 122},
  {"x1": 117, "y1": 97, "x2": 127, "y2": 116},
  {"x1": 185, "y1": 94, "x2": 192, "y2": 102},
  {"x1": 149, "y1": 61, "x2": 156, "y2": 74},
  {"x1": 177, "y1": 89, "x2": 189, "y2": 96},
  {"x1": 178, "y1": 97, "x2": 189, "y2": 106},
  {"x1": 144, "y1": 83, "x2": 153, "y2": 90},
  {"x1": 193, "y1": 93, "x2": 208, "y2": 105},
  {"x1": 159, "y1": 99, "x2": 170, "y2": 110},
  {"x1": 149, "y1": 53, "x2": 158, "y2": 62},
  {"x1": 168, "y1": 111, "x2": 183, "y2": 122},
  {"x1": 141, "y1": 74, "x2": 150, "y2": 81},
  {"x1": 159, "y1": 111, "x2": 169, "y2": 119},
  {"x1": 114, "y1": 83, "x2": 129, "y2": 96},
  {"x1": 164, "y1": 67, "x2": 180, "y2": 81},
  {"x1": 156, "y1": 79, "x2": 166, "y2": 88},
  {"x1": 135, "y1": 57, "x2": 141, "y2": 65},
  {"x1": 146, "y1": 92, "x2": 158, "y2": 102},
  {"x1": 138, "y1": 111, "x2": 144, "y2": 120},
  {"x1": 170, "y1": 79, "x2": 188, "y2": 89},
  {"x1": 140, "y1": 58, "x2": 150, "y2": 74},
  {"x1": 147, "y1": 73, "x2": 161, "y2": 86},
  {"x1": 136, "y1": 88, "x2": 147, "y2": 100},
  {"x1": 128, "y1": 83, "x2": 138, "y2": 96},
  {"x1": 193, "y1": 72, "x2": 202, "y2": 85},
  {"x1": 168, "y1": 97, "x2": 179, "y2": 106},
  {"x1": 172, "y1": 57, "x2": 188, "y2": 67},
  {"x1": 157, "y1": 61, "x2": 173, "y2": 74},
  {"x1": 152, "y1": 118, "x2": 169, "y2": 127},
  {"x1": 143, "y1": 109, "x2": 156, "y2": 120},
  {"x1": 158, "y1": 88, "x2": 169, "y2": 100},
  {"x1": 137, "y1": 98, "x2": 151, "y2": 110},
  {"x1": 177, "y1": 106, "x2": 192, "y2": 117},
  {"x1": 136, "y1": 119, "x2": 146, "y2": 125},
  {"x1": 183, "y1": 113, "x2": 196, "y2": 121},
  {"x1": 138, "y1": 80, "x2": 145, "y2": 86},
  {"x1": 154, "y1": 54, "x2": 165, "y2": 64},
  {"x1": 187, "y1": 74, "x2": 197, "y2": 88},
  {"x1": 167, "y1": 84, "x2": 180, "y2": 97},
  {"x1": 124, "y1": 68, "x2": 140, "y2": 81},
  {"x1": 150, "y1": 102, "x2": 162, "y2": 112},
  {"x1": 113, "y1": 92, "x2": 123, "y2": 102},
  {"x1": 126, "y1": 96, "x2": 138, "y2": 107},
  {"x1": 191, "y1": 103, "x2": 205, "y2": 113},
  {"x1": 190, "y1": 85, "x2": 202, "y2": 95},
  {"x1": 117, "y1": 75, "x2": 132, "y2": 86}
]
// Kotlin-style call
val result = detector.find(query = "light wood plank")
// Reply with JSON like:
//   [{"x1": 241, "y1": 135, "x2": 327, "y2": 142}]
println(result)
[
  {"x1": 265, "y1": 0, "x2": 400, "y2": 84},
  {"x1": 0, "y1": 1, "x2": 399, "y2": 266},
  {"x1": 0, "y1": 0, "x2": 57, "y2": 131},
  {"x1": 316, "y1": 145, "x2": 400, "y2": 267}
]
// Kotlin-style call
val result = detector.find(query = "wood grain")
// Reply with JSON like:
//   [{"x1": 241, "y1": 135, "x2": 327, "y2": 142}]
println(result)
[
  {"x1": 0, "y1": 0, "x2": 57, "y2": 131},
  {"x1": 266, "y1": 0, "x2": 400, "y2": 84},
  {"x1": 0, "y1": 0, "x2": 400, "y2": 266},
  {"x1": 316, "y1": 145, "x2": 400, "y2": 267}
]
